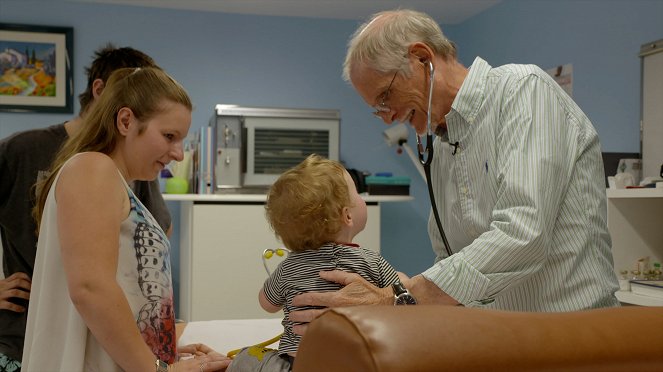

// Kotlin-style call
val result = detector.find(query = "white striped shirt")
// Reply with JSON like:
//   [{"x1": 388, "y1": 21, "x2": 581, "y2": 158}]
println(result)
[
  {"x1": 422, "y1": 57, "x2": 620, "y2": 311},
  {"x1": 263, "y1": 242, "x2": 399, "y2": 355}
]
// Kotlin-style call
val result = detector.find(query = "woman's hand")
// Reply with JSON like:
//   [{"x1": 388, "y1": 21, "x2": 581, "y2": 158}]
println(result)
[
  {"x1": 288, "y1": 270, "x2": 391, "y2": 335},
  {"x1": 176, "y1": 343, "x2": 232, "y2": 371},
  {"x1": 172, "y1": 355, "x2": 231, "y2": 372},
  {"x1": 179, "y1": 343, "x2": 225, "y2": 358},
  {"x1": 0, "y1": 272, "x2": 31, "y2": 312}
]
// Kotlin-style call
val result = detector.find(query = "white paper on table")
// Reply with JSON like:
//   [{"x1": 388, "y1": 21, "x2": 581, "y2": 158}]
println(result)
[{"x1": 178, "y1": 318, "x2": 283, "y2": 355}]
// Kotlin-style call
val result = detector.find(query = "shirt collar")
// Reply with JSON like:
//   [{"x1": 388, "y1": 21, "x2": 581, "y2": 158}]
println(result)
[
  {"x1": 336, "y1": 242, "x2": 360, "y2": 248},
  {"x1": 449, "y1": 56, "x2": 491, "y2": 125}
]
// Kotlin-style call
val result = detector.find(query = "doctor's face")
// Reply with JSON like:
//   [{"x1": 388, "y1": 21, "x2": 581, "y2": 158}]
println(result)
[{"x1": 350, "y1": 62, "x2": 446, "y2": 135}]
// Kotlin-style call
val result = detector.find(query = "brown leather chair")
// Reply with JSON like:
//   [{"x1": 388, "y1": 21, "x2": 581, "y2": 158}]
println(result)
[{"x1": 294, "y1": 305, "x2": 663, "y2": 371}]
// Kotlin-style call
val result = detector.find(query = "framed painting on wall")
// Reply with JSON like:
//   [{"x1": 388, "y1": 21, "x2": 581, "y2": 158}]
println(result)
[{"x1": 0, "y1": 23, "x2": 73, "y2": 113}]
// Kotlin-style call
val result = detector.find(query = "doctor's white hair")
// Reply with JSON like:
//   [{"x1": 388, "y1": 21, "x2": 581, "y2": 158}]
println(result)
[{"x1": 342, "y1": 8, "x2": 457, "y2": 81}]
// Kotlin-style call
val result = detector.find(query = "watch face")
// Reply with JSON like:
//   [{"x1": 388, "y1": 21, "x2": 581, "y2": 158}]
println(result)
[
  {"x1": 395, "y1": 293, "x2": 417, "y2": 305},
  {"x1": 392, "y1": 281, "x2": 417, "y2": 305}
]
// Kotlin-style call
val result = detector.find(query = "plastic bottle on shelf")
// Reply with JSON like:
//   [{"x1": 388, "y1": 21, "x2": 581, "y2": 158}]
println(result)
[
  {"x1": 652, "y1": 262, "x2": 662, "y2": 280},
  {"x1": 618, "y1": 270, "x2": 631, "y2": 291},
  {"x1": 637, "y1": 258, "x2": 648, "y2": 279}
]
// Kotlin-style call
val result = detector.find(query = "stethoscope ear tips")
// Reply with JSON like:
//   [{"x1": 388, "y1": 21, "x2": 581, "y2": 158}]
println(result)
[
  {"x1": 262, "y1": 248, "x2": 291, "y2": 275},
  {"x1": 263, "y1": 248, "x2": 289, "y2": 259}
]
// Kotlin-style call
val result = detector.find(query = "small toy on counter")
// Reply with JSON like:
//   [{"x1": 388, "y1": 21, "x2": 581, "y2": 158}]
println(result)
[{"x1": 619, "y1": 258, "x2": 663, "y2": 293}]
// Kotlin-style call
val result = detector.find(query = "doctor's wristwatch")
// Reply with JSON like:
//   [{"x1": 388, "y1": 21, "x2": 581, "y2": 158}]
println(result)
[{"x1": 392, "y1": 281, "x2": 417, "y2": 305}]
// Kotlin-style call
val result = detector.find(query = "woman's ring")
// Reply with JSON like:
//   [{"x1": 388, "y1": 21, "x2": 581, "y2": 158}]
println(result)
[{"x1": 199, "y1": 361, "x2": 206, "y2": 372}]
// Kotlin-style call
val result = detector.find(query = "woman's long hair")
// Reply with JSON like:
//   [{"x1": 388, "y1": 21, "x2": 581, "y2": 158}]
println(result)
[{"x1": 33, "y1": 67, "x2": 192, "y2": 230}]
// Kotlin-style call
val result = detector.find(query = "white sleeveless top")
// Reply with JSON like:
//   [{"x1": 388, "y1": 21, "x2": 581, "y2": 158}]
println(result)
[{"x1": 22, "y1": 158, "x2": 176, "y2": 371}]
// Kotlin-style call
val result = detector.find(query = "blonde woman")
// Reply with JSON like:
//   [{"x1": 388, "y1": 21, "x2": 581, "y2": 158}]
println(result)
[{"x1": 24, "y1": 67, "x2": 230, "y2": 372}]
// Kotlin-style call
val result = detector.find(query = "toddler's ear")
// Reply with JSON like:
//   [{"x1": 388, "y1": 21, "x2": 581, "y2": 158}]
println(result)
[{"x1": 342, "y1": 206, "x2": 353, "y2": 226}]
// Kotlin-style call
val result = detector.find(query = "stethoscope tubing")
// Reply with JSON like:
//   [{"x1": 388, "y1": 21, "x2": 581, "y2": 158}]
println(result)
[{"x1": 418, "y1": 61, "x2": 453, "y2": 258}]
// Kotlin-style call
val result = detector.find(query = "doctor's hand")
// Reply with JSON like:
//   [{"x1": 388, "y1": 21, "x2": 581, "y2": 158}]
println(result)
[
  {"x1": 0, "y1": 272, "x2": 31, "y2": 312},
  {"x1": 289, "y1": 270, "x2": 391, "y2": 336}
]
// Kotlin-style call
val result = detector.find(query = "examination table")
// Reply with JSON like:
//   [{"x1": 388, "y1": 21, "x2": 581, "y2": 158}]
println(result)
[{"x1": 293, "y1": 305, "x2": 663, "y2": 371}]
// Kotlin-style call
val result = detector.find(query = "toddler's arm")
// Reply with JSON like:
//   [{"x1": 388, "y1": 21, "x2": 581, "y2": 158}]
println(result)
[{"x1": 259, "y1": 288, "x2": 282, "y2": 313}]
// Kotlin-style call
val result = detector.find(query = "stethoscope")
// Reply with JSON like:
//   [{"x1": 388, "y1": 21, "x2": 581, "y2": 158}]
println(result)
[
  {"x1": 262, "y1": 248, "x2": 290, "y2": 275},
  {"x1": 417, "y1": 61, "x2": 453, "y2": 258}
]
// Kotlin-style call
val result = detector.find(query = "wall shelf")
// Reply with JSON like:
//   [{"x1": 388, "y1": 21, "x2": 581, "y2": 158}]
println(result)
[
  {"x1": 606, "y1": 188, "x2": 663, "y2": 199},
  {"x1": 616, "y1": 290, "x2": 663, "y2": 306},
  {"x1": 608, "y1": 189, "x2": 663, "y2": 306}
]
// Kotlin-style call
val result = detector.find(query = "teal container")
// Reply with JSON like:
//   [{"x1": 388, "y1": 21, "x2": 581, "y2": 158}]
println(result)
[{"x1": 364, "y1": 175, "x2": 410, "y2": 195}]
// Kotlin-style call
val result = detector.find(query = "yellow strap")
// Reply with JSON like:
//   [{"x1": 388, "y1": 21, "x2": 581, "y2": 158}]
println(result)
[{"x1": 226, "y1": 333, "x2": 283, "y2": 359}]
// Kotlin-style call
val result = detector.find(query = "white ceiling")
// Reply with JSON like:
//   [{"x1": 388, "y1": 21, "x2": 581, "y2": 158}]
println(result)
[{"x1": 64, "y1": 0, "x2": 502, "y2": 24}]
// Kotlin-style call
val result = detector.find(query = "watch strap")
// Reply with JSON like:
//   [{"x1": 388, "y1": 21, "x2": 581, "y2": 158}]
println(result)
[{"x1": 392, "y1": 281, "x2": 408, "y2": 297}]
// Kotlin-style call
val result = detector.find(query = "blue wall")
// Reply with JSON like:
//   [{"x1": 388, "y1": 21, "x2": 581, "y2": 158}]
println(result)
[
  {"x1": 1, "y1": 0, "x2": 661, "y2": 308},
  {"x1": 445, "y1": 0, "x2": 663, "y2": 154}
]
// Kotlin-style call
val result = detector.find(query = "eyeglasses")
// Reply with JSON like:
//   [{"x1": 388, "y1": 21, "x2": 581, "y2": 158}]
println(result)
[{"x1": 372, "y1": 71, "x2": 398, "y2": 117}]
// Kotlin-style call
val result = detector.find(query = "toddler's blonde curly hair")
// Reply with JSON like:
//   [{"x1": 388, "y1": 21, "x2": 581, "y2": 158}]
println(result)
[{"x1": 265, "y1": 154, "x2": 353, "y2": 252}]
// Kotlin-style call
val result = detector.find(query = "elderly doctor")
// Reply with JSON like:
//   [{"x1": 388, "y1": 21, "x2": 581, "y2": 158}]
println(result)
[{"x1": 290, "y1": 8, "x2": 620, "y2": 328}]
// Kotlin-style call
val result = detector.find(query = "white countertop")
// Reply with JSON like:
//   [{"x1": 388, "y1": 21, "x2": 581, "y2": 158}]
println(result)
[
  {"x1": 163, "y1": 193, "x2": 414, "y2": 203},
  {"x1": 606, "y1": 187, "x2": 663, "y2": 198},
  {"x1": 166, "y1": 189, "x2": 663, "y2": 201}
]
